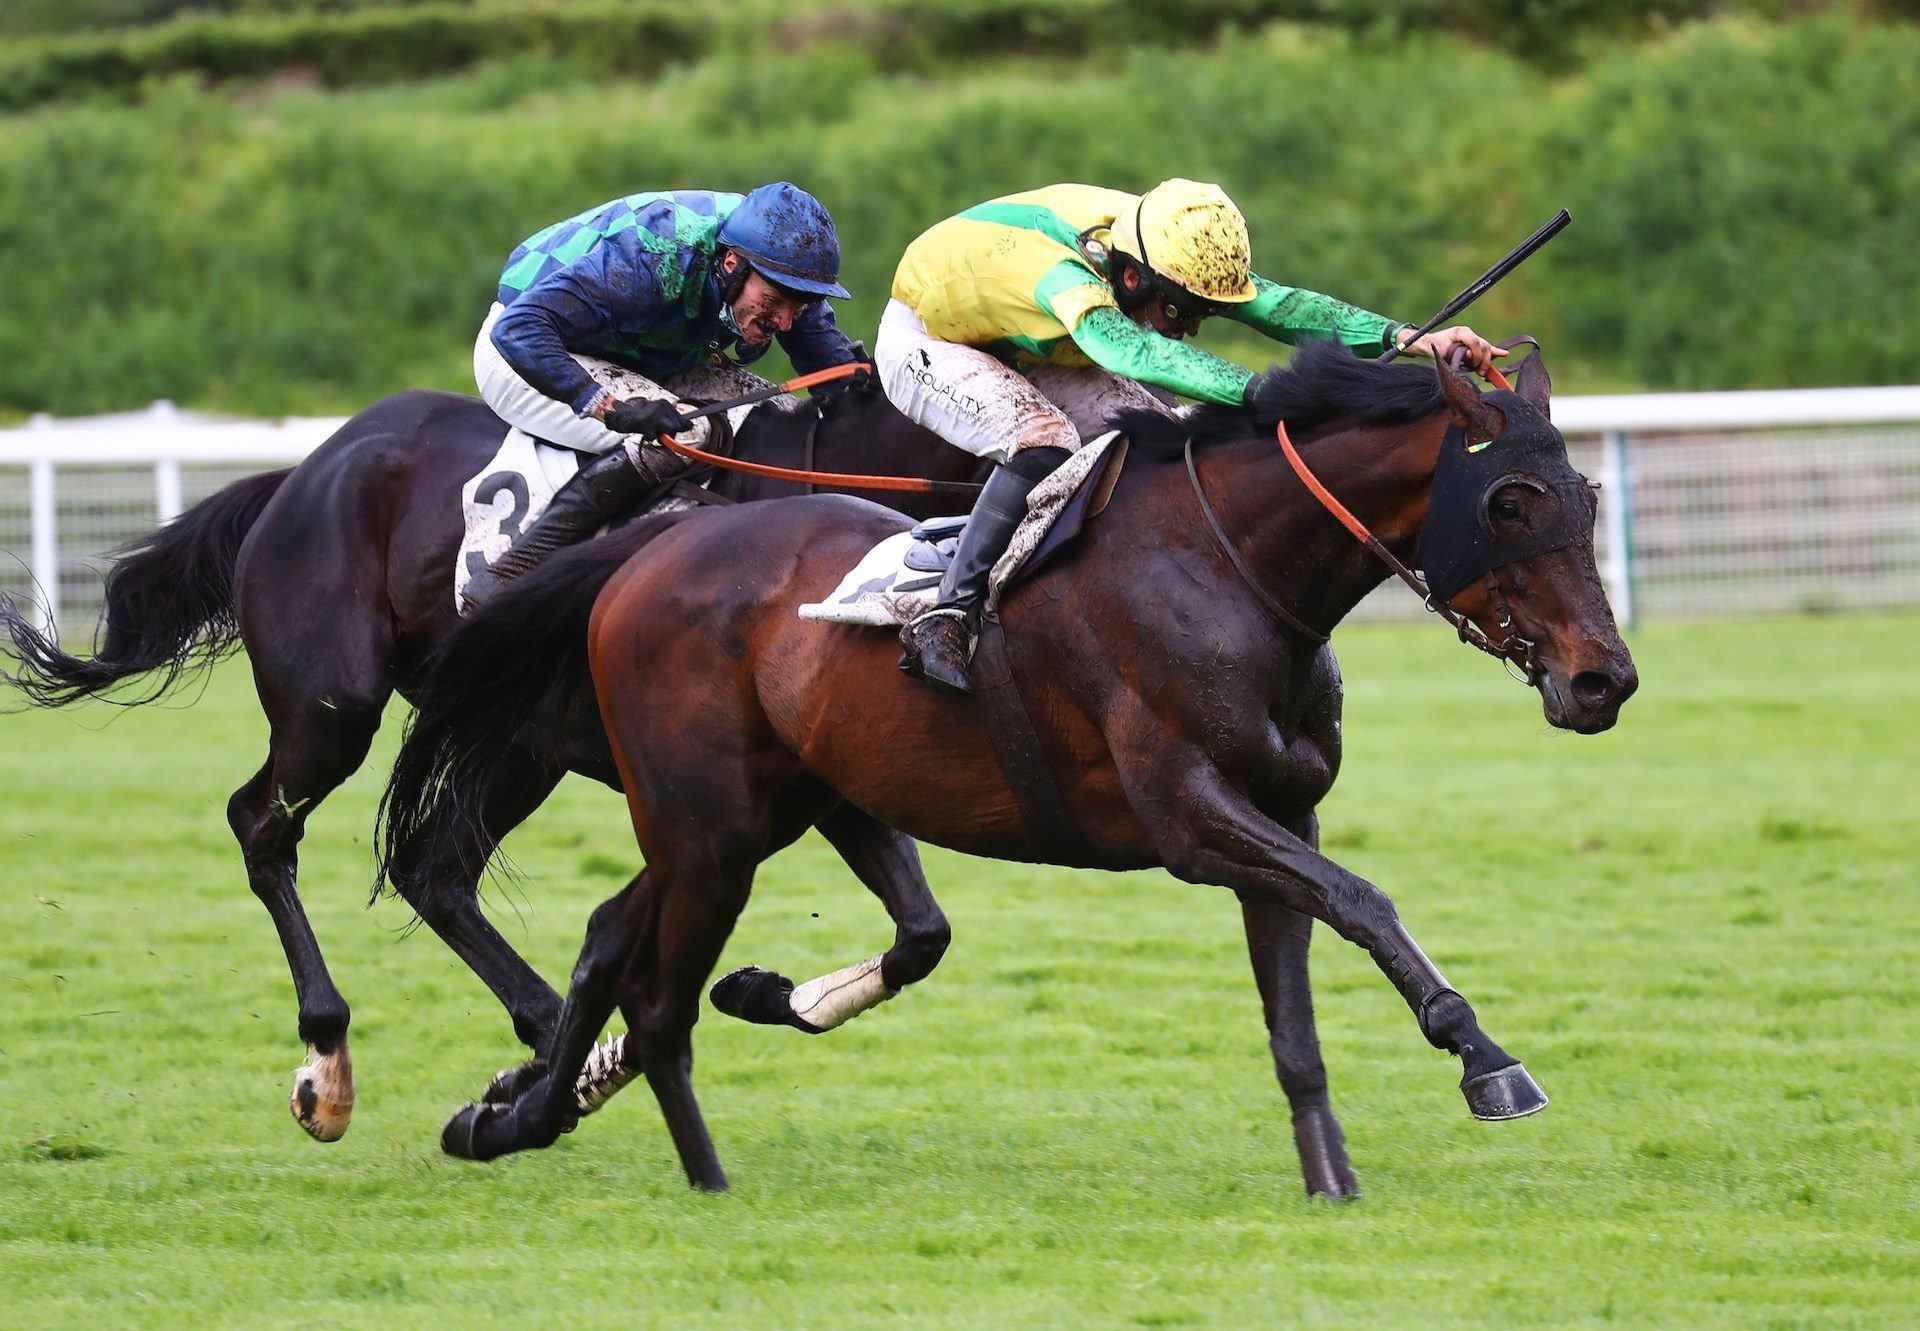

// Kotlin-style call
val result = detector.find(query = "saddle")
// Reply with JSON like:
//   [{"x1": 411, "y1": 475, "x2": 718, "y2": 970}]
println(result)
[
  {"x1": 799, "y1": 431, "x2": 1129, "y2": 626},
  {"x1": 902, "y1": 515, "x2": 968, "y2": 576}
]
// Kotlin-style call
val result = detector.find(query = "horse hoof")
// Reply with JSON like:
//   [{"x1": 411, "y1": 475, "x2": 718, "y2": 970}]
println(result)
[
  {"x1": 484, "y1": 1059, "x2": 546, "y2": 1106},
  {"x1": 289, "y1": 1042, "x2": 355, "y2": 1142},
  {"x1": 711, "y1": 966, "x2": 804, "y2": 1027},
  {"x1": 441, "y1": 1101, "x2": 508, "y2": 1161},
  {"x1": 1463, "y1": 1062, "x2": 1548, "y2": 1121},
  {"x1": 1292, "y1": 1106, "x2": 1360, "y2": 1201}
]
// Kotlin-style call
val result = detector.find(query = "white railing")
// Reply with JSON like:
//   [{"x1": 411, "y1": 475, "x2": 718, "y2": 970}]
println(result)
[
  {"x1": 5, "y1": 389, "x2": 1920, "y2": 638},
  {"x1": 0, "y1": 402, "x2": 344, "y2": 635}
]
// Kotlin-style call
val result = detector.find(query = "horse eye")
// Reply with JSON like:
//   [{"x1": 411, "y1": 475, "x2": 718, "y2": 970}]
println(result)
[{"x1": 1493, "y1": 499, "x2": 1525, "y2": 522}]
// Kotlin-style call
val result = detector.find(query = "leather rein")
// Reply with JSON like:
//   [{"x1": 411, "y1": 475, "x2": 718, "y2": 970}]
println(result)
[
  {"x1": 655, "y1": 362, "x2": 983, "y2": 496},
  {"x1": 1184, "y1": 359, "x2": 1540, "y2": 683}
]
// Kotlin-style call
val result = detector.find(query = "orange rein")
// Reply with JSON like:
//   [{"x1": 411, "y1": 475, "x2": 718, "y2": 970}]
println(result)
[
  {"x1": 653, "y1": 356, "x2": 1515, "y2": 501},
  {"x1": 1269, "y1": 356, "x2": 1527, "y2": 668},
  {"x1": 1275, "y1": 358, "x2": 1511, "y2": 547},
  {"x1": 653, "y1": 362, "x2": 976, "y2": 495}
]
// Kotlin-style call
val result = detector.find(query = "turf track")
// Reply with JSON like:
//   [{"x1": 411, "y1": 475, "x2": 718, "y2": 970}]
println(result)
[{"x1": 1, "y1": 614, "x2": 1915, "y2": 1327}]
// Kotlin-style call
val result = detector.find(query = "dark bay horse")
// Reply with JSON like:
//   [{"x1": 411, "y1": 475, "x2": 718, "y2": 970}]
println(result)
[
  {"x1": 1, "y1": 383, "x2": 983, "y2": 1140},
  {"x1": 377, "y1": 342, "x2": 1638, "y2": 1197}
]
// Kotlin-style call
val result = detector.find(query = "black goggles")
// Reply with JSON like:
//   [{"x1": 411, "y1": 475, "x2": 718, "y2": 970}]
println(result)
[{"x1": 1145, "y1": 276, "x2": 1225, "y2": 331}]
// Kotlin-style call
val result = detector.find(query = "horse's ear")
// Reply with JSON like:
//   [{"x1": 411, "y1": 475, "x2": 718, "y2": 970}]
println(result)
[
  {"x1": 1435, "y1": 351, "x2": 1507, "y2": 442},
  {"x1": 1501, "y1": 335, "x2": 1552, "y2": 415}
]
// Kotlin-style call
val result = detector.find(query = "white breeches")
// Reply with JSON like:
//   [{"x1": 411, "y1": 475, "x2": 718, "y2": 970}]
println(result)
[
  {"x1": 474, "y1": 303, "x2": 777, "y2": 455},
  {"x1": 874, "y1": 298, "x2": 1174, "y2": 461}
]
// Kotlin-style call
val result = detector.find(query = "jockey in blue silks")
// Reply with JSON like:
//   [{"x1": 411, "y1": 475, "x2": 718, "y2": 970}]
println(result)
[{"x1": 464, "y1": 182, "x2": 864, "y2": 608}]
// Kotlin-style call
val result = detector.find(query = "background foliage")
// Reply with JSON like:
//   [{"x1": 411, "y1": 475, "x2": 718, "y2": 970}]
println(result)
[{"x1": 0, "y1": 2, "x2": 1912, "y2": 416}]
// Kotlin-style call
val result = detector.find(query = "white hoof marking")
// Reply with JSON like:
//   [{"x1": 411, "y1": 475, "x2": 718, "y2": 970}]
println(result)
[{"x1": 290, "y1": 1040, "x2": 355, "y2": 1142}]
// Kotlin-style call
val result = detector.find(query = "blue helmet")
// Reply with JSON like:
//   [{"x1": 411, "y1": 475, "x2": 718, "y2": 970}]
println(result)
[{"x1": 717, "y1": 182, "x2": 850, "y2": 301}]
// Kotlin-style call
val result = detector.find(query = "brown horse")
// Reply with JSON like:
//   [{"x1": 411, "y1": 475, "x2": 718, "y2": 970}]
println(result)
[
  {"x1": 1, "y1": 381, "x2": 983, "y2": 1141},
  {"x1": 378, "y1": 341, "x2": 1637, "y2": 1197}
]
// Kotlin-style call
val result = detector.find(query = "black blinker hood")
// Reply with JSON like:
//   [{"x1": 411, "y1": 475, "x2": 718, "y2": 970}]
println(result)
[{"x1": 1416, "y1": 389, "x2": 1592, "y2": 604}]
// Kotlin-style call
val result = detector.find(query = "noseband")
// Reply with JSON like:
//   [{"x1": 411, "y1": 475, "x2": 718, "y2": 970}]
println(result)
[{"x1": 1183, "y1": 358, "x2": 1541, "y2": 683}]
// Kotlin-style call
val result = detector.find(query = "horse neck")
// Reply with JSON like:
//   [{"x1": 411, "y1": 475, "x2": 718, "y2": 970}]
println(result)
[{"x1": 1195, "y1": 412, "x2": 1451, "y2": 635}]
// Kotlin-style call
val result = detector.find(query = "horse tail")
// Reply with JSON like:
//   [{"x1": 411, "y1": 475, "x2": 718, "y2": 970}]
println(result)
[
  {"x1": 1, "y1": 467, "x2": 292, "y2": 707},
  {"x1": 373, "y1": 520, "x2": 659, "y2": 905}
]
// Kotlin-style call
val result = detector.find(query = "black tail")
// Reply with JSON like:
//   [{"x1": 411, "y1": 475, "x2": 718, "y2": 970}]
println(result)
[
  {"x1": 1, "y1": 468, "x2": 292, "y2": 707},
  {"x1": 373, "y1": 519, "x2": 664, "y2": 904}
]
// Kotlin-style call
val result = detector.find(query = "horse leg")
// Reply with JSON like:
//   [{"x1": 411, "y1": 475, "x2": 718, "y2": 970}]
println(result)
[
  {"x1": 1239, "y1": 816, "x2": 1359, "y2": 1200},
  {"x1": 228, "y1": 698, "x2": 384, "y2": 1142},
  {"x1": 1132, "y1": 752, "x2": 1545, "y2": 1124},
  {"x1": 710, "y1": 802, "x2": 950, "y2": 1034},
  {"x1": 442, "y1": 871, "x2": 650, "y2": 1163},
  {"x1": 619, "y1": 851, "x2": 762, "y2": 1192},
  {"x1": 390, "y1": 749, "x2": 566, "y2": 1052}
]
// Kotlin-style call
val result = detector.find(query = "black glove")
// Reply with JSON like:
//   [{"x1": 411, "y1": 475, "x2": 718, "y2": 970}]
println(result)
[
  {"x1": 814, "y1": 343, "x2": 878, "y2": 405},
  {"x1": 604, "y1": 397, "x2": 692, "y2": 440}
]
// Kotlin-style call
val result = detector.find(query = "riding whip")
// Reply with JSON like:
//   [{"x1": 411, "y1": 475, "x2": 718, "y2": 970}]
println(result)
[{"x1": 1378, "y1": 210, "x2": 1570, "y2": 365}]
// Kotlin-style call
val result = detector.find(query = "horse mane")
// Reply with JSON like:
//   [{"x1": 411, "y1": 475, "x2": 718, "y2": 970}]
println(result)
[{"x1": 1118, "y1": 339, "x2": 1445, "y2": 461}]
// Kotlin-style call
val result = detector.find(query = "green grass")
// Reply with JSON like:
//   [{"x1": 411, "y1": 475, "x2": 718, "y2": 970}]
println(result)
[{"x1": 2, "y1": 614, "x2": 1915, "y2": 1326}]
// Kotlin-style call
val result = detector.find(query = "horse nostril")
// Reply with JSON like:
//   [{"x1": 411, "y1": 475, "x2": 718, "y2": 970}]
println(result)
[{"x1": 1571, "y1": 669, "x2": 1618, "y2": 710}]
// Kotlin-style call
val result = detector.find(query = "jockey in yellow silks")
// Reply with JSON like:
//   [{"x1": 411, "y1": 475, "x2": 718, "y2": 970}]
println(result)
[{"x1": 876, "y1": 179, "x2": 1500, "y2": 694}]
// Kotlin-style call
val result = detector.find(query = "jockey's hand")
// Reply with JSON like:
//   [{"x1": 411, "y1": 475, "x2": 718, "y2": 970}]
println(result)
[
  {"x1": 604, "y1": 397, "x2": 692, "y2": 440},
  {"x1": 816, "y1": 343, "x2": 878, "y2": 403},
  {"x1": 1399, "y1": 325, "x2": 1506, "y2": 377}
]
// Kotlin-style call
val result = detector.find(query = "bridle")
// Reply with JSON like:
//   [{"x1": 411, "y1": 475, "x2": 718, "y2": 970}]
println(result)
[{"x1": 1184, "y1": 358, "x2": 1542, "y2": 684}]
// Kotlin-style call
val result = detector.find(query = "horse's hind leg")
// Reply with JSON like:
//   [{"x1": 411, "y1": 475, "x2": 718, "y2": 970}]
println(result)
[
  {"x1": 448, "y1": 841, "x2": 760, "y2": 1190},
  {"x1": 390, "y1": 747, "x2": 566, "y2": 1051},
  {"x1": 443, "y1": 871, "x2": 657, "y2": 1165},
  {"x1": 1241, "y1": 882, "x2": 1359, "y2": 1199},
  {"x1": 229, "y1": 693, "x2": 385, "y2": 1142},
  {"x1": 711, "y1": 802, "x2": 951, "y2": 1034},
  {"x1": 621, "y1": 846, "x2": 768, "y2": 1192}
]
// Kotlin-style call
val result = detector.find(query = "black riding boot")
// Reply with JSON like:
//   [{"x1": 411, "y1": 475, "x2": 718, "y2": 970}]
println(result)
[
  {"x1": 899, "y1": 446, "x2": 1069, "y2": 696},
  {"x1": 461, "y1": 444, "x2": 676, "y2": 612}
]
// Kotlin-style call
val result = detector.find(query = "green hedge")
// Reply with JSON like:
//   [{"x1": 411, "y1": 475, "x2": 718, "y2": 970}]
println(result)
[
  {"x1": 0, "y1": 3, "x2": 711, "y2": 110},
  {"x1": 5, "y1": 0, "x2": 1875, "y2": 105},
  {"x1": 0, "y1": 18, "x2": 1910, "y2": 416}
]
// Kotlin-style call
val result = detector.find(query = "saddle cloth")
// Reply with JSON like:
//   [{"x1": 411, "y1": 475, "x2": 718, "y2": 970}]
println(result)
[
  {"x1": 454, "y1": 408, "x2": 755, "y2": 613},
  {"x1": 799, "y1": 430, "x2": 1122, "y2": 627}
]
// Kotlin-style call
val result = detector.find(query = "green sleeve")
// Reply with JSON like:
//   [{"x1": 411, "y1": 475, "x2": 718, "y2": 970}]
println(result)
[
  {"x1": 1226, "y1": 275, "x2": 1401, "y2": 356},
  {"x1": 1067, "y1": 305, "x2": 1253, "y2": 406}
]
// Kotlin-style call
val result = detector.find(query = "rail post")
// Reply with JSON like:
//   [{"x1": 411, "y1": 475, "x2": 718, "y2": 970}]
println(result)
[
  {"x1": 1600, "y1": 428, "x2": 1636, "y2": 630},
  {"x1": 155, "y1": 458, "x2": 183, "y2": 524},
  {"x1": 28, "y1": 415, "x2": 59, "y2": 635}
]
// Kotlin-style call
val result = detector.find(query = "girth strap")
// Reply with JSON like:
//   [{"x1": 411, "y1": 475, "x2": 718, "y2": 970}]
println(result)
[{"x1": 970, "y1": 614, "x2": 1105, "y2": 867}]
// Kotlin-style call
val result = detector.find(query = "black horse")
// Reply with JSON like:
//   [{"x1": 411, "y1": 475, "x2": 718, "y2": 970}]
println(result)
[{"x1": 1, "y1": 383, "x2": 983, "y2": 1139}]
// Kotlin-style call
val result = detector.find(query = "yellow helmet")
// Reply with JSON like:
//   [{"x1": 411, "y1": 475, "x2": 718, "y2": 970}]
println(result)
[{"x1": 1110, "y1": 178, "x2": 1258, "y2": 305}]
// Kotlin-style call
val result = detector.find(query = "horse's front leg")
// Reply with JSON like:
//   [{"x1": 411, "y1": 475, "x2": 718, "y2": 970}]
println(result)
[
  {"x1": 1240, "y1": 818, "x2": 1359, "y2": 1201},
  {"x1": 1127, "y1": 750, "x2": 1546, "y2": 1124}
]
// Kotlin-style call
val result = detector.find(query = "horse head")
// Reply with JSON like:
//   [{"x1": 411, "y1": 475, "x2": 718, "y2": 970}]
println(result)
[{"x1": 1426, "y1": 346, "x2": 1638, "y2": 733}]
